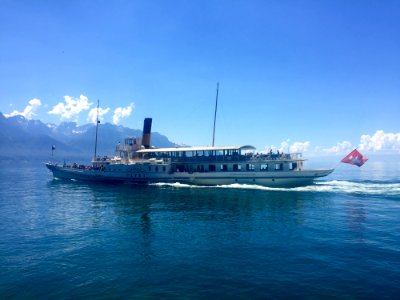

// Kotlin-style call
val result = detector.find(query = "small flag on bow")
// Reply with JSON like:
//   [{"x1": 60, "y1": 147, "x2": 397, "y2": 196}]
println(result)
[{"x1": 341, "y1": 149, "x2": 368, "y2": 167}]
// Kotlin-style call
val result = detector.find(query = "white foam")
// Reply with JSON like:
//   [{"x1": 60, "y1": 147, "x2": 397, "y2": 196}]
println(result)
[
  {"x1": 149, "y1": 180, "x2": 400, "y2": 196},
  {"x1": 150, "y1": 182, "x2": 201, "y2": 188}
]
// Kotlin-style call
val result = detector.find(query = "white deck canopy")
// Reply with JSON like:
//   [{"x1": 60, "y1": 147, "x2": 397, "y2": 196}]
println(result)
[{"x1": 137, "y1": 145, "x2": 256, "y2": 154}]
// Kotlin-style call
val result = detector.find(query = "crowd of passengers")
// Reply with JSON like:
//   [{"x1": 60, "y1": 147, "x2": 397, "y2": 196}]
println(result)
[
  {"x1": 253, "y1": 150, "x2": 291, "y2": 160},
  {"x1": 61, "y1": 162, "x2": 106, "y2": 171}
]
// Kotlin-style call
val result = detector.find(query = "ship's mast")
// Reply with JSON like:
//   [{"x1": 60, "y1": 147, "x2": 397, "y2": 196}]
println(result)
[
  {"x1": 93, "y1": 100, "x2": 100, "y2": 160},
  {"x1": 212, "y1": 82, "x2": 219, "y2": 147}
]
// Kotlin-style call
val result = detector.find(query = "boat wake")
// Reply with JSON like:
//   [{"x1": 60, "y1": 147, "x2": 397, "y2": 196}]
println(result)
[
  {"x1": 295, "y1": 180, "x2": 400, "y2": 196},
  {"x1": 150, "y1": 180, "x2": 400, "y2": 197}
]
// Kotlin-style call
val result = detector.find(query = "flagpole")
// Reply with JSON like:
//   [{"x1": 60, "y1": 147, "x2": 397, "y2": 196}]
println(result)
[{"x1": 332, "y1": 161, "x2": 342, "y2": 170}]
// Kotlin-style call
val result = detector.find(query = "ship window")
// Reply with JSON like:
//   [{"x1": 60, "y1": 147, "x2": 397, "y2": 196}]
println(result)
[
  {"x1": 156, "y1": 166, "x2": 159, "y2": 172},
  {"x1": 246, "y1": 164, "x2": 255, "y2": 171},
  {"x1": 289, "y1": 162, "x2": 297, "y2": 170},
  {"x1": 163, "y1": 166, "x2": 166, "y2": 172},
  {"x1": 149, "y1": 166, "x2": 151, "y2": 171},
  {"x1": 275, "y1": 163, "x2": 283, "y2": 170},
  {"x1": 233, "y1": 164, "x2": 240, "y2": 171},
  {"x1": 209, "y1": 164, "x2": 216, "y2": 172},
  {"x1": 221, "y1": 164, "x2": 228, "y2": 171},
  {"x1": 260, "y1": 164, "x2": 268, "y2": 171}
]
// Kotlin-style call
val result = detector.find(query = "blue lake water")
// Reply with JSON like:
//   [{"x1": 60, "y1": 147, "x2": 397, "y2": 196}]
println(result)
[{"x1": 0, "y1": 157, "x2": 399, "y2": 298}]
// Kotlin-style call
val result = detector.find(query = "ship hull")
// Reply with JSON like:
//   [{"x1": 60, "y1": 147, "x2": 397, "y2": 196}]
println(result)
[{"x1": 46, "y1": 163, "x2": 333, "y2": 188}]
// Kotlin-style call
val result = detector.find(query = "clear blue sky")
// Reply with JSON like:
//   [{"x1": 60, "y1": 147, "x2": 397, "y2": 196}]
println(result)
[{"x1": 1, "y1": 0, "x2": 399, "y2": 154}]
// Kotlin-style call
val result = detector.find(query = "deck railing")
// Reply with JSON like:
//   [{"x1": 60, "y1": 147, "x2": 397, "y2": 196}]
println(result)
[{"x1": 156, "y1": 152, "x2": 303, "y2": 163}]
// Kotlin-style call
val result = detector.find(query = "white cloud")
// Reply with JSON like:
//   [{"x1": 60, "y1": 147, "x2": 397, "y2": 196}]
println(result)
[
  {"x1": 48, "y1": 95, "x2": 91, "y2": 120},
  {"x1": 264, "y1": 140, "x2": 310, "y2": 153},
  {"x1": 359, "y1": 130, "x2": 400, "y2": 152},
  {"x1": 5, "y1": 98, "x2": 42, "y2": 119},
  {"x1": 323, "y1": 141, "x2": 352, "y2": 154},
  {"x1": 87, "y1": 106, "x2": 111, "y2": 124},
  {"x1": 290, "y1": 141, "x2": 310, "y2": 153},
  {"x1": 262, "y1": 131, "x2": 400, "y2": 157},
  {"x1": 113, "y1": 103, "x2": 134, "y2": 124}
]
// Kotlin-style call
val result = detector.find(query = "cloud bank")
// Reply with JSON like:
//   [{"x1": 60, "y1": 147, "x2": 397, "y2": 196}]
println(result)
[
  {"x1": 266, "y1": 132, "x2": 400, "y2": 156},
  {"x1": 113, "y1": 103, "x2": 134, "y2": 125},
  {"x1": 5, "y1": 98, "x2": 42, "y2": 119},
  {"x1": 359, "y1": 130, "x2": 400, "y2": 152},
  {"x1": 289, "y1": 141, "x2": 310, "y2": 153},
  {"x1": 265, "y1": 140, "x2": 310, "y2": 153},
  {"x1": 323, "y1": 141, "x2": 353, "y2": 154},
  {"x1": 321, "y1": 130, "x2": 400, "y2": 155},
  {"x1": 46, "y1": 95, "x2": 134, "y2": 125},
  {"x1": 48, "y1": 95, "x2": 91, "y2": 120}
]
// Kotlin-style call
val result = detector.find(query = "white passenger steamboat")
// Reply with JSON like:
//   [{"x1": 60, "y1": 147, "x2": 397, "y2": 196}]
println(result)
[{"x1": 46, "y1": 117, "x2": 333, "y2": 187}]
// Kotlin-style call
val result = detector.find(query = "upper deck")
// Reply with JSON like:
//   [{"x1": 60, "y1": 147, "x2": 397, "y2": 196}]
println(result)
[{"x1": 137, "y1": 145, "x2": 303, "y2": 163}]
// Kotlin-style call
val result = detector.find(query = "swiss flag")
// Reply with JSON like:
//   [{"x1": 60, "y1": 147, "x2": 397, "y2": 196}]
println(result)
[{"x1": 341, "y1": 149, "x2": 368, "y2": 167}]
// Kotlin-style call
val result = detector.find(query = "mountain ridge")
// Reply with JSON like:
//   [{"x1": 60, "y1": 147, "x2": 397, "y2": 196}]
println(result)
[{"x1": 0, "y1": 112, "x2": 176, "y2": 161}]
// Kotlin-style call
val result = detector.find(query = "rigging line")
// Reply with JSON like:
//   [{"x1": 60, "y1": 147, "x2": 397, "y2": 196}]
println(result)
[
  {"x1": 212, "y1": 82, "x2": 219, "y2": 147},
  {"x1": 94, "y1": 99, "x2": 100, "y2": 160}
]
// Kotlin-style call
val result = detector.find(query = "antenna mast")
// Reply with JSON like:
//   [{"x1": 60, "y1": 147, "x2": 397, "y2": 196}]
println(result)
[
  {"x1": 93, "y1": 100, "x2": 100, "y2": 160},
  {"x1": 212, "y1": 82, "x2": 219, "y2": 147}
]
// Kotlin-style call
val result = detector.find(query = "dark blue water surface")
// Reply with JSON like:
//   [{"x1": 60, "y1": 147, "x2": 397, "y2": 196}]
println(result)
[{"x1": 0, "y1": 159, "x2": 399, "y2": 299}]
